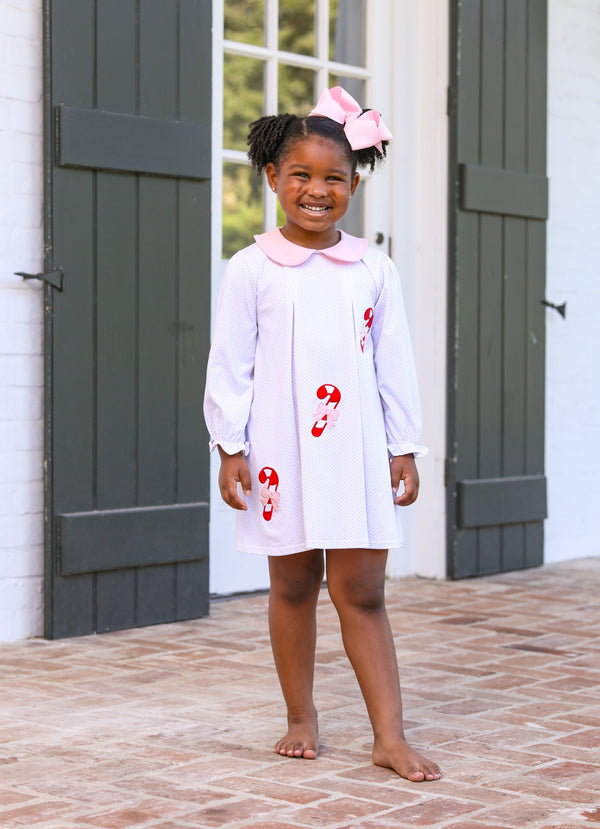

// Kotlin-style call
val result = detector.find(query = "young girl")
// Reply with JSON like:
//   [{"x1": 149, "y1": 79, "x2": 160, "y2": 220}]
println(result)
[{"x1": 204, "y1": 87, "x2": 441, "y2": 782}]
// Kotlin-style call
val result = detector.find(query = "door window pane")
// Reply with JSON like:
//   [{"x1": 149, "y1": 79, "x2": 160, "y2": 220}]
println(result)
[
  {"x1": 224, "y1": 54, "x2": 265, "y2": 152},
  {"x1": 279, "y1": 0, "x2": 316, "y2": 56},
  {"x1": 224, "y1": 0, "x2": 264, "y2": 47},
  {"x1": 279, "y1": 65, "x2": 316, "y2": 116},
  {"x1": 223, "y1": 163, "x2": 263, "y2": 259},
  {"x1": 330, "y1": 0, "x2": 366, "y2": 65}
]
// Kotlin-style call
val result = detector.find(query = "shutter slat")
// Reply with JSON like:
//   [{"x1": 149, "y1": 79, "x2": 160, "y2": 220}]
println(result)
[
  {"x1": 58, "y1": 503, "x2": 209, "y2": 575},
  {"x1": 460, "y1": 163, "x2": 548, "y2": 219},
  {"x1": 57, "y1": 105, "x2": 211, "y2": 179},
  {"x1": 457, "y1": 476, "x2": 547, "y2": 528}
]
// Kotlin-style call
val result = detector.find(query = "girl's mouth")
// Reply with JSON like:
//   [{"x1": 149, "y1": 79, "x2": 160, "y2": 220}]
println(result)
[{"x1": 300, "y1": 204, "x2": 330, "y2": 215}]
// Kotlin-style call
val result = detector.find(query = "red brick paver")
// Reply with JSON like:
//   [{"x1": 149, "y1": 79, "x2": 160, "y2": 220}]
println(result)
[{"x1": 0, "y1": 558, "x2": 599, "y2": 828}]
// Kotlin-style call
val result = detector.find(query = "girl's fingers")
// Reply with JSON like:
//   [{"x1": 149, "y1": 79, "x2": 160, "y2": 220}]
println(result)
[
  {"x1": 239, "y1": 467, "x2": 252, "y2": 497},
  {"x1": 395, "y1": 474, "x2": 418, "y2": 505},
  {"x1": 218, "y1": 452, "x2": 251, "y2": 510},
  {"x1": 233, "y1": 492, "x2": 249, "y2": 510},
  {"x1": 390, "y1": 455, "x2": 419, "y2": 506},
  {"x1": 222, "y1": 483, "x2": 248, "y2": 510}
]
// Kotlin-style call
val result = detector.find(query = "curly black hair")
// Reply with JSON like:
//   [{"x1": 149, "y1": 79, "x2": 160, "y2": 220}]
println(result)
[{"x1": 247, "y1": 112, "x2": 388, "y2": 175}]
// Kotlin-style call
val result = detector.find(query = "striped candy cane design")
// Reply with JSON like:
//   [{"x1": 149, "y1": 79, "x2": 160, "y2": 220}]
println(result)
[
  {"x1": 312, "y1": 384, "x2": 341, "y2": 437},
  {"x1": 359, "y1": 307, "x2": 374, "y2": 352},
  {"x1": 258, "y1": 466, "x2": 280, "y2": 521}
]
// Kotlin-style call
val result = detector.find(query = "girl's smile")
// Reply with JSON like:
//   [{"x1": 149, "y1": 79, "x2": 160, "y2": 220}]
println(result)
[{"x1": 266, "y1": 136, "x2": 360, "y2": 250}]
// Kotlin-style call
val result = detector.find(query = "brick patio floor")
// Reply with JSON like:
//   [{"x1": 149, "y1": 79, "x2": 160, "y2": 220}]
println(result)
[{"x1": 0, "y1": 558, "x2": 599, "y2": 828}]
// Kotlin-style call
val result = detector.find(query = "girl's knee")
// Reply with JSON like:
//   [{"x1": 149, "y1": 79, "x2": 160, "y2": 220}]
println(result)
[
  {"x1": 269, "y1": 550, "x2": 324, "y2": 605},
  {"x1": 326, "y1": 549, "x2": 387, "y2": 615},
  {"x1": 328, "y1": 576, "x2": 385, "y2": 615}
]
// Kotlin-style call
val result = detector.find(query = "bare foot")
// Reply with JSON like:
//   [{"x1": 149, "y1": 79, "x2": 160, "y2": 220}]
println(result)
[
  {"x1": 275, "y1": 718, "x2": 319, "y2": 759},
  {"x1": 373, "y1": 736, "x2": 442, "y2": 782}
]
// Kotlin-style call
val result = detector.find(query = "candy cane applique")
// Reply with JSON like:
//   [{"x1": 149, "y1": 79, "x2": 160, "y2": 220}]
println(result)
[
  {"x1": 258, "y1": 466, "x2": 280, "y2": 521},
  {"x1": 359, "y1": 307, "x2": 374, "y2": 352},
  {"x1": 312, "y1": 384, "x2": 341, "y2": 437}
]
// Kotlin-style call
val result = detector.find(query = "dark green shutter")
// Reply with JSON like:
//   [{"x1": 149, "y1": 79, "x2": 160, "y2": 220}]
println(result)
[
  {"x1": 447, "y1": 0, "x2": 548, "y2": 578},
  {"x1": 43, "y1": 0, "x2": 212, "y2": 638}
]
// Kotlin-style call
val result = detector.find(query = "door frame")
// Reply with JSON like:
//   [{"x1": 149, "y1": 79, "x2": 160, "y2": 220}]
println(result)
[{"x1": 392, "y1": 0, "x2": 449, "y2": 580}]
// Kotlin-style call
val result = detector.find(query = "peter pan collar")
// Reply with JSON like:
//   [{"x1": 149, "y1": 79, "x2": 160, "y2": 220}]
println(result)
[{"x1": 254, "y1": 227, "x2": 368, "y2": 266}]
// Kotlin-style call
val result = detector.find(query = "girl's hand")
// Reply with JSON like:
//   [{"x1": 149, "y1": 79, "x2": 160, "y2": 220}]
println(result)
[
  {"x1": 217, "y1": 447, "x2": 252, "y2": 510},
  {"x1": 391, "y1": 454, "x2": 420, "y2": 506}
]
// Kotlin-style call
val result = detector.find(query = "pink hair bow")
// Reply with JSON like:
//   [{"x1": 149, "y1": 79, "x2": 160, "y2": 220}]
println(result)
[{"x1": 308, "y1": 86, "x2": 392, "y2": 153}]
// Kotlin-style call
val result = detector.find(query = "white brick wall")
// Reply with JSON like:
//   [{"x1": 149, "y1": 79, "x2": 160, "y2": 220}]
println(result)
[
  {"x1": 0, "y1": 0, "x2": 44, "y2": 641},
  {"x1": 545, "y1": 0, "x2": 600, "y2": 561}
]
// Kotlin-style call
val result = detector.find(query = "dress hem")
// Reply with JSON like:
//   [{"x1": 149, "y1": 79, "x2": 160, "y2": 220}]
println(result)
[{"x1": 237, "y1": 539, "x2": 404, "y2": 556}]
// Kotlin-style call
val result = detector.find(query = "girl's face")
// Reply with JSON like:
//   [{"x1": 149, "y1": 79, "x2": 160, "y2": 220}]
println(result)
[{"x1": 265, "y1": 136, "x2": 360, "y2": 249}]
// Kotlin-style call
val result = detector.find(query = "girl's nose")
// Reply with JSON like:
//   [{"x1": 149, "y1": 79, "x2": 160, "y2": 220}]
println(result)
[{"x1": 308, "y1": 178, "x2": 327, "y2": 197}]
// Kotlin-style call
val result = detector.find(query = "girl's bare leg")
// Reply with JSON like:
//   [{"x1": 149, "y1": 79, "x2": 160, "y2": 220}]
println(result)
[
  {"x1": 268, "y1": 549, "x2": 324, "y2": 759},
  {"x1": 326, "y1": 548, "x2": 441, "y2": 782}
]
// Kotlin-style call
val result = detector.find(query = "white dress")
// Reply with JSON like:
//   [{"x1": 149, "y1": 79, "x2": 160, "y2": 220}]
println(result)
[{"x1": 203, "y1": 228, "x2": 427, "y2": 556}]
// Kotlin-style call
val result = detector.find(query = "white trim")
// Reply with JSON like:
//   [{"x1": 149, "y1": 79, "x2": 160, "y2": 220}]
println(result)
[
  {"x1": 316, "y1": 0, "x2": 329, "y2": 88},
  {"x1": 387, "y1": 0, "x2": 449, "y2": 579},
  {"x1": 363, "y1": 0, "x2": 392, "y2": 251},
  {"x1": 211, "y1": 0, "x2": 257, "y2": 594}
]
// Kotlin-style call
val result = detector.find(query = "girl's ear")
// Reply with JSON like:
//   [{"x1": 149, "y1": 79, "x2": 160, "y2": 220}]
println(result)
[
  {"x1": 265, "y1": 162, "x2": 278, "y2": 192},
  {"x1": 350, "y1": 171, "x2": 360, "y2": 197}
]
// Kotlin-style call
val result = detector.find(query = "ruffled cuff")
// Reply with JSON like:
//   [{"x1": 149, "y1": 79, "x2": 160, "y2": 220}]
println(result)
[
  {"x1": 388, "y1": 442, "x2": 429, "y2": 460},
  {"x1": 209, "y1": 438, "x2": 250, "y2": 456}
]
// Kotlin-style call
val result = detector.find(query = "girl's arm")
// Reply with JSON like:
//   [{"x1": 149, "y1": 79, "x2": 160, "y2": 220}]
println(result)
[
  {"x1": 370, "y1": 253, "x2": 427, "y2": 461},
  {"x1": 204, "y1": 250, "x2": 258, "y2": 507}
]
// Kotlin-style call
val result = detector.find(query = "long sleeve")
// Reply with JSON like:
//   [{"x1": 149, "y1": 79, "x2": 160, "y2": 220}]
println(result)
[
  {"x1": 203, "y1": 249, "x2": 258, "y2": 456},
  {"x1": 369, "y1": 253, "x2": 428, "y2": 458}
]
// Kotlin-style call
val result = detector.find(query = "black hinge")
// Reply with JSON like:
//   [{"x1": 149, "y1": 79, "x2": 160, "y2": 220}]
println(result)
[
  {"x1": 541, "y1": 299, "x2": 567, "y2": 319},
  {"x1": 14, "y1": 268, "x2": 64, "y2": 291}
]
